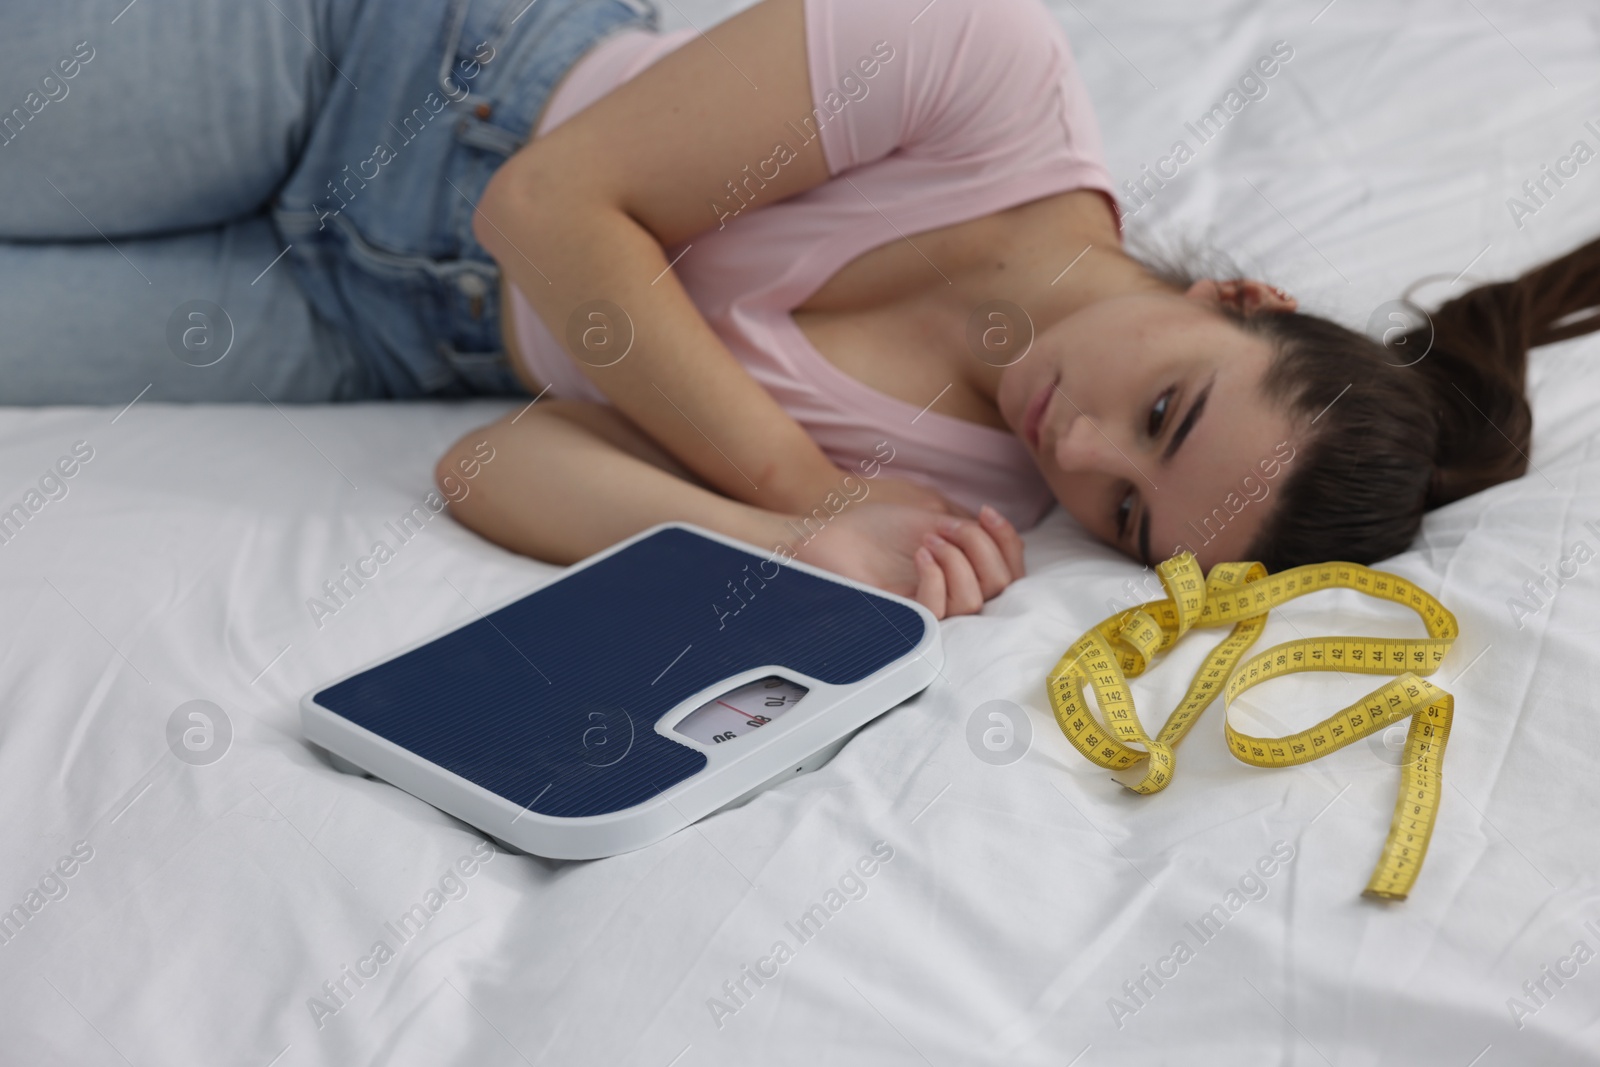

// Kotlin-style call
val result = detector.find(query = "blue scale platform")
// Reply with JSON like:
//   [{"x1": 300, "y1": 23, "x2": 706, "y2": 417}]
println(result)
[{"x1": 311, "y1": 527, "x2": 926, "y2": 818}]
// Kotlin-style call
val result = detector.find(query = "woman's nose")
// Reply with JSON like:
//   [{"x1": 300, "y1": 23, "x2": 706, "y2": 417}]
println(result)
[{"x1": 1052, "y1": 411, "x2": 1119, "y2": 474}]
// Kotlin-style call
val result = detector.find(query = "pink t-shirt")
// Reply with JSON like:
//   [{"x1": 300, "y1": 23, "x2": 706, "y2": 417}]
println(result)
[{"x1": 509, "y1": 0, "x2": 1117, "y2": 528}]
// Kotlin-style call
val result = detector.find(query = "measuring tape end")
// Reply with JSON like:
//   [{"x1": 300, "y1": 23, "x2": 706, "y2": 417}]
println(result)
[{"x1": 1360, "y1": 887, "x2": 1409, "y2": 903}]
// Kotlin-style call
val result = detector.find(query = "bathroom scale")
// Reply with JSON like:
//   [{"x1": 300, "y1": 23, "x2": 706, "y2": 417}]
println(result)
[{"x1": 300, "y1": 522, "x2": 942, "y2": 860}]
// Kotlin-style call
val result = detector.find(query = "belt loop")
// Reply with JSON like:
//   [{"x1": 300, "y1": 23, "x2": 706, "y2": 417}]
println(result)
[
  {"x1": 618, "y1": 0, "x2": 659, "y2": 25},
  {"x1": 437, "y1": 0, "x2": 474, "y2": 97}
]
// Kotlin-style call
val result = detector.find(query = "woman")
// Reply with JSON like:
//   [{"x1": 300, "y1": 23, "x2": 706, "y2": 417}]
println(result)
[
  {"x1": 5, "y1": 0, "x2": 1594, "y2": 618},
  {"x1": 436, "y1": 0, "x2": 1600, "y2": 617}
]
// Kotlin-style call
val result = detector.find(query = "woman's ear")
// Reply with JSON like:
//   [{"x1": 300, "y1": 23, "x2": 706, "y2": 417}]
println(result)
[{"x1": 1185, "y1": 278, "x2": 1298, "y2": 315}]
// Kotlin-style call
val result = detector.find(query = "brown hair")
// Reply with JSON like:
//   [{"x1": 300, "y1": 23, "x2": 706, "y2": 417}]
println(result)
[{"x1": 1231, "y1": 235, "x2": 1600, "y2": 571}]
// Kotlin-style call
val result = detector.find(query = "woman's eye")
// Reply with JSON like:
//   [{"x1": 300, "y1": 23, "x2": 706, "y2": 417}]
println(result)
[
  {"x1": 1147, "y1": 389, "x2": 1174, "y2": 438},
  {"x1": 1115, "y1": 487, "x2": 1135, "y2": 538}
]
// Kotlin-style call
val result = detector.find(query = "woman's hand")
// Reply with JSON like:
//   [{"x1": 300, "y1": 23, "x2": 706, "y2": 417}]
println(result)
[
  {"x1": 791, "y1": 502, "x2": 1025, "y2": 619},
  {"x1": 861, "y1": 475, "x2": 973, "y2": 517}
]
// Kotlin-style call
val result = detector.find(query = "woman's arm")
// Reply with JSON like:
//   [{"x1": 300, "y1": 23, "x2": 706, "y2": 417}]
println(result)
[
  {"x1": 437, "y1": 404, "x2": 1024, "y2": 619},
  {"x1": 476, "y1": 0, "x2": 851, "y2": 515}
]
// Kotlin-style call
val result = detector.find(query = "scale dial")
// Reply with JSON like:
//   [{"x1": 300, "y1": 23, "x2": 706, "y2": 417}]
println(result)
[{"x1": 675, "y1": 676, "x2": 809, "y2": 745}]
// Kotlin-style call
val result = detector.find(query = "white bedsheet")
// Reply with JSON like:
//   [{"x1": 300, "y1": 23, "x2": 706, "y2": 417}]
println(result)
[{"x1": 5, "y1": 1, "x2": 1600, "y2": 1064}]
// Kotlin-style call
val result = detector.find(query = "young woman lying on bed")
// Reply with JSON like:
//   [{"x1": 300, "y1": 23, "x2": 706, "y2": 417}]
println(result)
[
  {"x1": 10, "y1": 0, "x2": 1591, "y2": 619},
  {"x1": 438, "y1": 0, "x2": 1600, "y2": 617}
]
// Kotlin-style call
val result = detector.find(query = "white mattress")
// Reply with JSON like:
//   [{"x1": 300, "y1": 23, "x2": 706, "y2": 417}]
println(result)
[{"x1": 6, "y1": 1, "x2": 1600, "y2": 1063}]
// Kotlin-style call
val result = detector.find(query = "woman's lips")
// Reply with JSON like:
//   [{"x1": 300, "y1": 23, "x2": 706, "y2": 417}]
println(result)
[{"x1": 1022, "y1": 375, "x2": 1058, "y2": 451}]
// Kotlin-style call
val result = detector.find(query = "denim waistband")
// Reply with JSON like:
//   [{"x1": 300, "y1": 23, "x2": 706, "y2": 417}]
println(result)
[{"x1": 273, "y1": 0, "x2": 658, "y2": 397}]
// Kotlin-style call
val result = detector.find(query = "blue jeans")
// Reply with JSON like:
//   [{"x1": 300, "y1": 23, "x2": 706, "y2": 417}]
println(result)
[{"x1": 0, "y1": 0, "x2": 657, "y2": 403}]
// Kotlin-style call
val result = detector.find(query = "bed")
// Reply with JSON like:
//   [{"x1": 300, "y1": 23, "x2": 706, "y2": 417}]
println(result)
[{"x1": 5, "y1": 0, "x2": 1600, "y2": 1063}]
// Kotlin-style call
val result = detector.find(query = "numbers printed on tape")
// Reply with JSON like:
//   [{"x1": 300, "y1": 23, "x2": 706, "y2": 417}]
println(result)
[{"x1": 1046, "y1": 555, "x2": 1458, "y2": 901}]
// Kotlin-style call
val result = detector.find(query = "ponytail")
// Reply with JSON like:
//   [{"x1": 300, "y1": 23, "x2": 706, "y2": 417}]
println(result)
[{"x1": 1410, "y1": 235, "x2": 1600, "y2": 507}]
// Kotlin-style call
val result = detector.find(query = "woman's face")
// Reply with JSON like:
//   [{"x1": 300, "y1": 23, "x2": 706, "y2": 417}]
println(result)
[{"x1": 996, "y1": 285, "x2": 1302, "y2": 570}]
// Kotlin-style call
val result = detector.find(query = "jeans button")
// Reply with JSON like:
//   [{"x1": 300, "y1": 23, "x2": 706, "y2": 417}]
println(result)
[{"x1": 459, "y1": 272, "x2": 488, "y2": 319}]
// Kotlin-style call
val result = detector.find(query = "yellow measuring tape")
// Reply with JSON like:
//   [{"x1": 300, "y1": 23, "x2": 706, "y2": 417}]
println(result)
[{"x1": 1047, "y1": 554, "x2": 1457, "y2": 901}]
